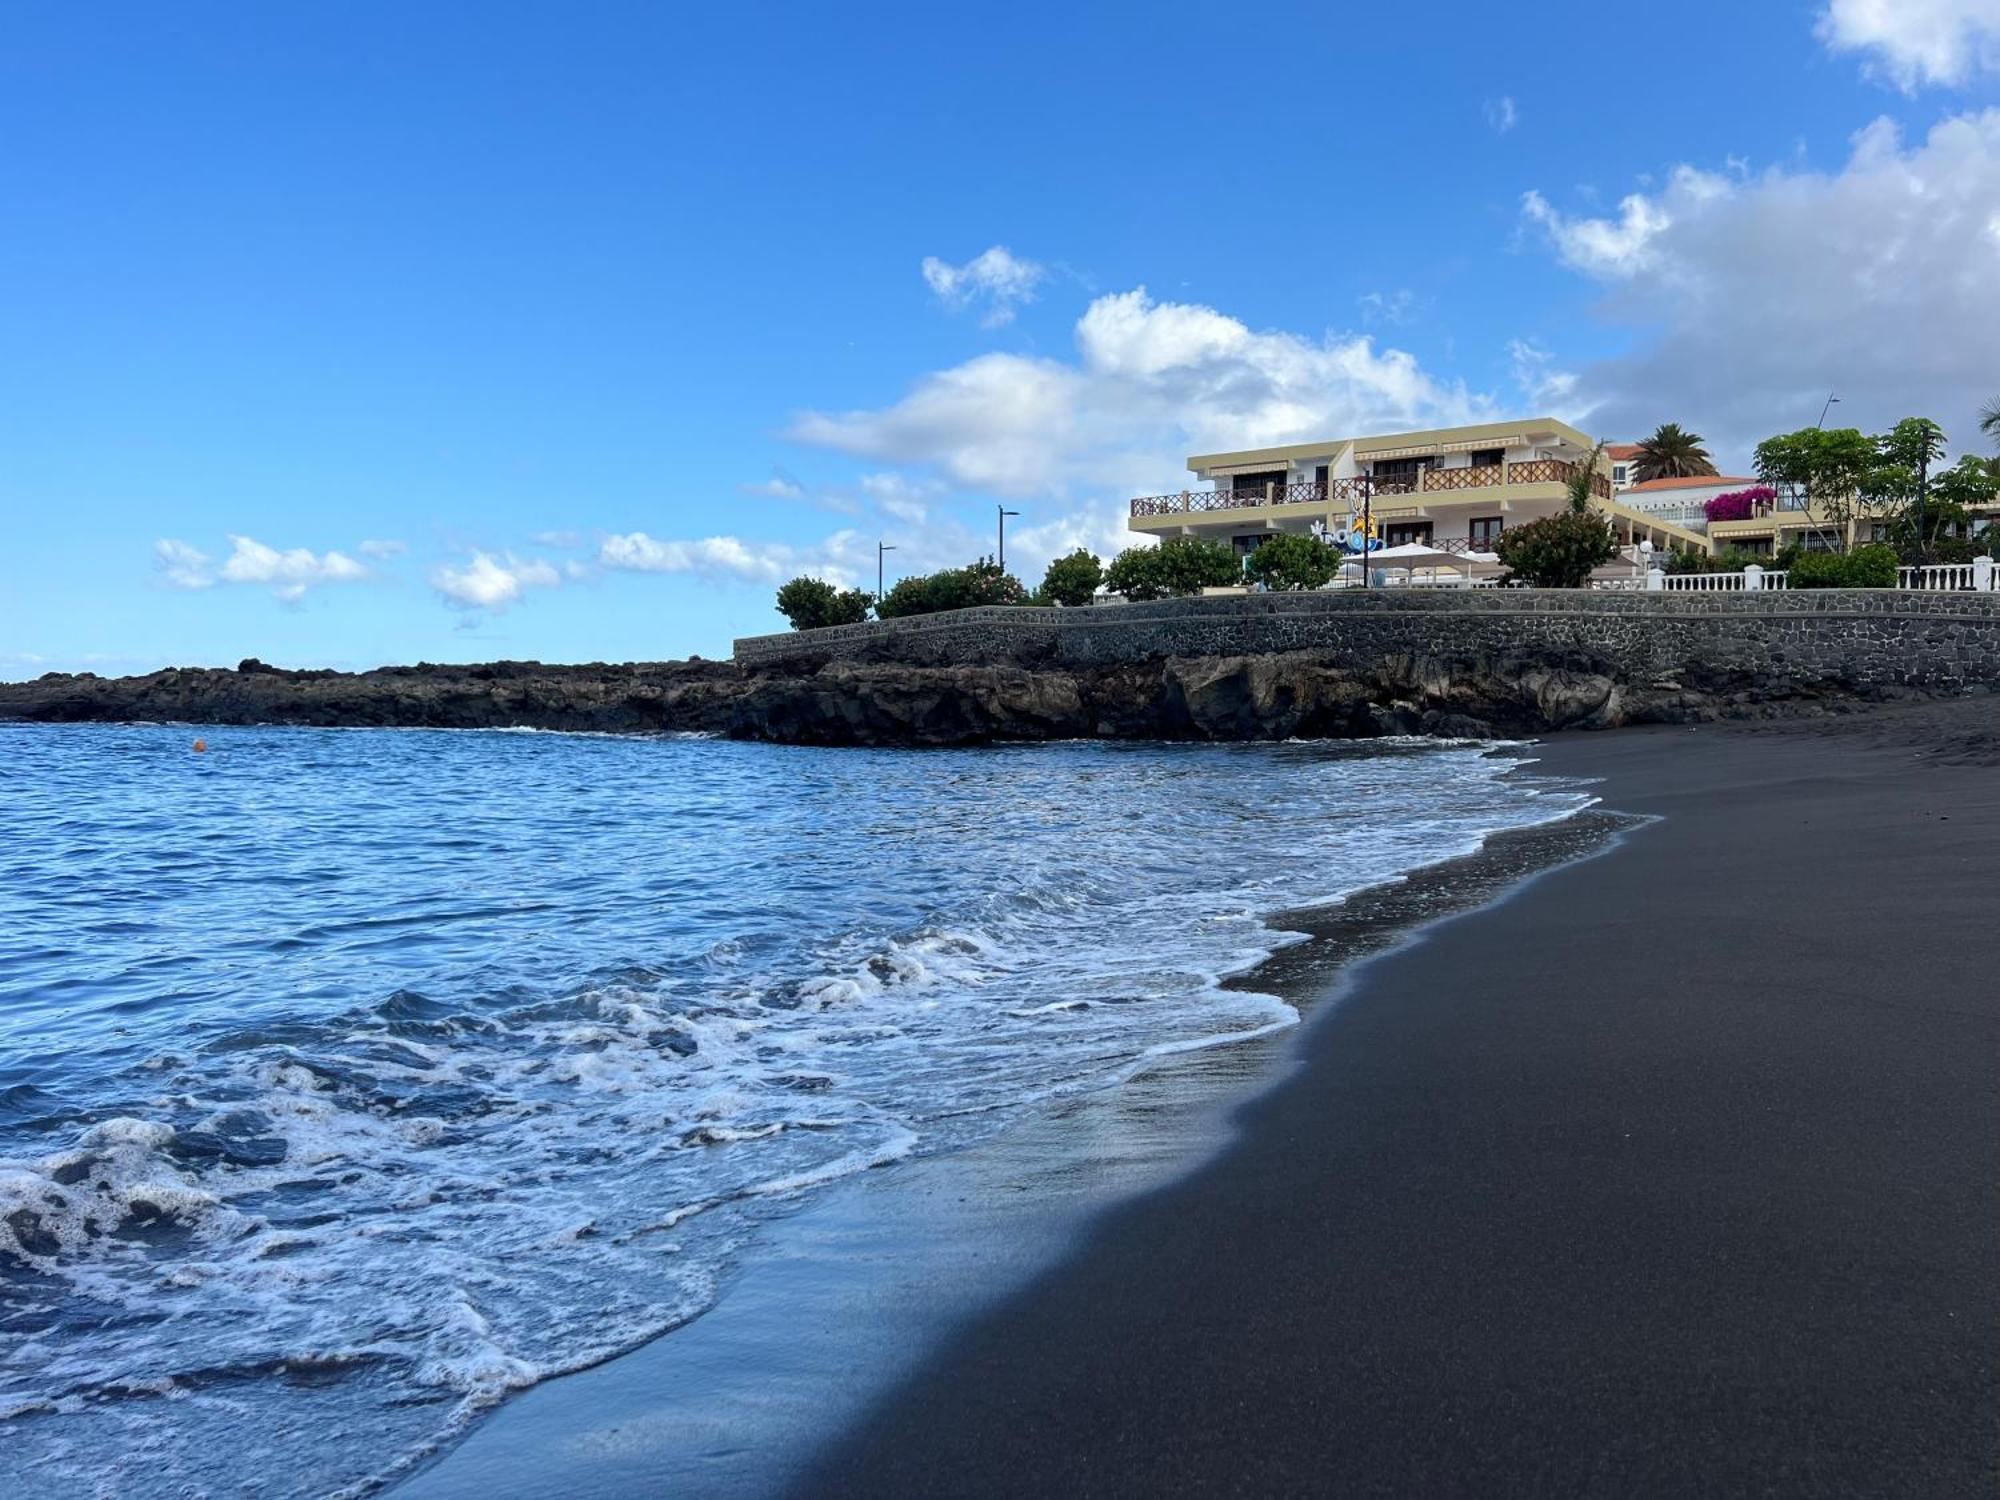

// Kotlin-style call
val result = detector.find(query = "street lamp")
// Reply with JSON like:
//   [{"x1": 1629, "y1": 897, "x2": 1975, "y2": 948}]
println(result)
[
  {"x1": 877, "y1": 541, "x2": 895, "y2": 607},
  {"x1": 997, "y1": 505, "x2": 1020, "y2": 572}
]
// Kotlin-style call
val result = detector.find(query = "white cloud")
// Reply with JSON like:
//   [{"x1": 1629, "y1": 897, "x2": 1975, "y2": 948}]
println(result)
[
  {"x1": 154, "y1": 535, "x2": 368, "y2": 601},
  {"x1": 598, "y1": 530, "x2": 873, "y2": 589},
  {"x1": 1520, "y1": 165, "x2": 1730, "y2": 278},
  {"x1": 1358, "y1": 289, "x2": 1418, "y2": 326},
  {"x1": 858, "y1": 471, "x2": 941, "y2": 524},
  {"x1": 736, "y1": 475, "x2": 806, "y2": 500},
  {"x1": 1817, "y1": 0, "x2": 2000, "y2": 90},
  {"x1": 791, "y1": 286, "x2": 1485, "y2": 500},
  {"x1": 1507, "y1": 340, "x2": 1581, "y2": 417},
  {"x1": 216, "y1": 536, "x2": 368, "y2": 602},
  {"x1": 357, "y1": 538, "x2": 407, "y2": 560},
  {"x1": 154, "y1": 538, "x2": 214, "y2": 589},
  {"x1": 431, "y1": 551, "x2": 562, "y2": 612},
  {"x1": 1522, "y1": 111, "x2": 2000, "y2": 461},
  {"x1": 920, "y1": 246, "x2": 1047, "y2": 327},
  {"x1": 533, "y1": 530, "x2": 582, "y2": 548},
  {"x1": 1485, "y1": 95, "x2": 1518, "y2": 133}
]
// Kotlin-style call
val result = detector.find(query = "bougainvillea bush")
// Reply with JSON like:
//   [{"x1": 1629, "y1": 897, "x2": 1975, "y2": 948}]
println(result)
[{"x1": 1703, "y1": 485, "x2": 1776, "y2": 524}]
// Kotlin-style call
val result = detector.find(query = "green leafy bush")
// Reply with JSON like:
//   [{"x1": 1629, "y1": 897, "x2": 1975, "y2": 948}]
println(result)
[
  {"x1": 1786, "y1": 544, "x2": 1900, "y2": 588},
  {"x1": 1244, "y1": 532, "x2": 1339, "y2": 591},
  {"x1": 874, "y1": 557, "x2": 1028, "y2": 618},
  {"x1": 1038, "y1": 548, "x2": 1103, "y2": 607},
  {"x1": 1492, "y1": 512, "x2": 1617, "y2": 588},
  {"x1": 1844, "y1": 543, "x2": 1900, "y2": 587},
  {"x1": 775, "y1": 576, "x2": 874, "y2": 630},
  {"x1": 1104, "y1": 536, "x2": 1241, "y2": 600}
]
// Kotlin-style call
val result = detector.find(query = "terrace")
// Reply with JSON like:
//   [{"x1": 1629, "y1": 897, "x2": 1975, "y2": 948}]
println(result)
[{"x1": 1129, "y1": 457, "x2": 1612, "y2": 518}]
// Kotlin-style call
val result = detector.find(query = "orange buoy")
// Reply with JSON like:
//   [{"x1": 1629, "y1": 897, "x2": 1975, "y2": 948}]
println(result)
[{"x1": 192, "y1": 739, "x2": 208, "y2": 753}]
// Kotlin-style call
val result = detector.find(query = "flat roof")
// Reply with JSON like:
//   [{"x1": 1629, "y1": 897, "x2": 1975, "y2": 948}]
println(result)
[{"x1": 1186, "y1": 418, "x2": 1599, "y2": 473}]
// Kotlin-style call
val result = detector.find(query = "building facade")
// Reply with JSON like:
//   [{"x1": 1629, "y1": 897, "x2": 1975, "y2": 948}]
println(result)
[{"x1": 1127, "y1": 419, "x2": 1711, "y2": 559}]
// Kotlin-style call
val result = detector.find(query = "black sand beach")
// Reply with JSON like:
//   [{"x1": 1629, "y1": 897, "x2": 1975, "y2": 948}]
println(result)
[{"x1": 788, "y1": 704, "x2": 1998, "y2": 1497}]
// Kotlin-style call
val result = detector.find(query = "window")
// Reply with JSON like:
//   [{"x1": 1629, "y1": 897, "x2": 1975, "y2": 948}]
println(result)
[
  {"x1": 1231, "y1": 533, "x2": 1266, "y2": 558},
  {"x1": 1230, "y1": 469, "x2": 1288, "y2": 499},
  {"x1": 1468, "y1": 517, "x2": 1503, "y2": 547},
  {"x1": 1612, "y1": 464, "x2": 1629, "y2": 485},
  {"x1": 1370, "y1": 457, "x2": 1432, "y2": 494},
  {"x1": 1385, "y1": 521, "x2": 1434, "y2": 547},
  {"x1": 1469, "y1": 448, "x2": 1505, "y2": 468}
]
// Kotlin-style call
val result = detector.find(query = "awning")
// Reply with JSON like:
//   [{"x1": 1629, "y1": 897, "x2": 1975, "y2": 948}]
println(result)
[{"x1": 1201, "y1": 458, "x2": 1320, "y2": 478}]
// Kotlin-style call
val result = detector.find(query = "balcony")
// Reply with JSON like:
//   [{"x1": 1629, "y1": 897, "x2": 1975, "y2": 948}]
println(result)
[{"x1": 1130, "y1": 457, "x2": 1610, "y2": 518}]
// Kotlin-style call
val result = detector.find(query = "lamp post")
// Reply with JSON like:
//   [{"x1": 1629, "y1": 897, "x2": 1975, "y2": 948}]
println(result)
[
  {"x1": 877, "y1": 541, "x2": 895, "y2": 607},
  {"x1": 1816, "y1": 392, "x2": 1840, "y2": 428},
  {"x1": 997, "y1": 505, "x2": 1020, "y2": 572}
]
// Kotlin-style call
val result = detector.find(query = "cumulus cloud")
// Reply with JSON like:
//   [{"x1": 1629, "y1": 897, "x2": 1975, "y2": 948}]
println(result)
[
  {"x1": 155, "y1": 535, "x2": 369, "y2": 601},
  {"x1": 431, "y1": 551, "x2": 562, "y2": 612},
  {"x1": 1818, "y1": 0, "x2": 2000, "y2": 90},
  {"x1": 791, "y1": 286, "x2": 1485, "y2": 499},
  {"x1": 1520, "y1": 166, "x2": 1730, "y2": 278},
  {"x1": 1507, "y1": 340, "x2": 1582, "y2": 417},
  {"x1": 920, "y1": 246, "x2": 1047, "y2": 326},
  {"x1": 1485, "y1": 95, "x2": 1518, "y2": 133},
  {"x1": 598, "y1": 528, "x2": 883, "y2": 590},
  {"x1": 858, "y1": 471, "x2": 941, "y2": 525},
  {"x1": 154, "y1": 538, "x2": 214, "y2": 589},
  {"x1": 1521, "y1": 111, "x2": 2000, "y2": 461}
]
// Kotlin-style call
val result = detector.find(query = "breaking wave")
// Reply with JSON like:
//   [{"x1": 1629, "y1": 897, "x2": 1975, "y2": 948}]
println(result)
[{"x1": 0, "y1": 724, "x2": 1588, "y2": 1495}]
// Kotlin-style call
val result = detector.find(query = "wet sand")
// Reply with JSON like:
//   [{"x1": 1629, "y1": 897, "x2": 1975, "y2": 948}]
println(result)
[
  {"x1": 793, "y1": 706, "x2": 1998, "y2": 1496},
  {"x1": 403, "y1": 704, "x2": 1999, "y2": 1497}
]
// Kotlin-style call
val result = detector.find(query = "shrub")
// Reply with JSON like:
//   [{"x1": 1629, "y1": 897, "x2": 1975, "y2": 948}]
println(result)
[
  {"x1": 1039, "y1": 548, "x2": 1103, "y2": 607},
  {"x1": 1784, "y1": 552, "x2": 1847, "y2": 589},
  {"x1": 1244, "y1": 532, "x2": 1340, "y2": 591},
  {"x1": 1703, "y1": 485, "x2": 1776, "y2": 524},
  {"x1": 1787, "y1": 544, "x2": 1900, "y2": 589},
  {"x1": 874, "y1": 557, "x2": 1028, "y2": 618},
  {"x1": 1493, "y1": 511, "x2": 1617, "y2": 588},
  {"x1": 1844, "y1": 542, "x2": 1900, "y2": 587},
  {"x1": 775, "y1": 576, "x2": 874, "y2": 631},
  {"x1": 1104, "y1": 536, "x2": 1241, "y2": 600}
]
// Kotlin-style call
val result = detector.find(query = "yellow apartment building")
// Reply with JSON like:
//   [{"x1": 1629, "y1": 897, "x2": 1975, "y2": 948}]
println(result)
[{"x1": 1127, "y1": 418, "x2": 1711, "y2": 560}]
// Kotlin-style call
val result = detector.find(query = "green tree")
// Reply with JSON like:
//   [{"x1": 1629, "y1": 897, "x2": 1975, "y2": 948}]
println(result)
[
  {"x1": 1754, "y1": 427, "x2": 1877, "y2": 550},
  {"x1": 1038, "y1": 548, "x2": 1103, "y2": 607},
  {"x1": 775, "y1": 576, "x2": 873, "y2": 631},
  {"x1": 874, "y1": 557, "x2": 1028, "y2": 618},
  {"x1": 1105, "y1": 536, "x2": 1240, "y2": 600},
  {"x1": 1493, "y1": 511, "x2": 1617, "y2": 588},
  {"x1": 1980, "y1": 397, "x2": 2000, "y2": 451},
  {"x1": 1632, "y1": 423, "x2": 1718, "y2": 482},
  {"x1": 1244, "y1": 532, "x2": 1339, "y2": 591}
]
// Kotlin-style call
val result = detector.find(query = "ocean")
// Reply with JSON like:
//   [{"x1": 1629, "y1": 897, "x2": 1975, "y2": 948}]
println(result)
[{"x1": 0, "y1": 723, "x2": 1589, "y2": 1496}]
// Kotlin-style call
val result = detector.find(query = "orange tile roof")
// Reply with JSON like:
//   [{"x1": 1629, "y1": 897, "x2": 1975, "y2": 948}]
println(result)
[
  {"x1": 1626, "y1": 475, "x2": 1755, "y2": 492},
  {"x1": 1605, "y1": 444, "x2": 1644, "y2": 461}
]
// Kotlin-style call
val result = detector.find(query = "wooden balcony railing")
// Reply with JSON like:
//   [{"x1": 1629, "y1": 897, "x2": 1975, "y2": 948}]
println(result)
[{"x1": 1130, "y1": 456, "x2": 1611, "y2": 518}]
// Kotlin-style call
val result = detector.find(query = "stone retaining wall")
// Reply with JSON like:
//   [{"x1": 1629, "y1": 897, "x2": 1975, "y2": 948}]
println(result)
[{"x1": 733, "y1": 591, "x2": 2000, "y2": 696}]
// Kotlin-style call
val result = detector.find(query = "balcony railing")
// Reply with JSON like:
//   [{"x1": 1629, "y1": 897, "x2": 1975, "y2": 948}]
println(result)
[{"x1": 1130, "y1": 457, "x2": 1611, "y2": 518}]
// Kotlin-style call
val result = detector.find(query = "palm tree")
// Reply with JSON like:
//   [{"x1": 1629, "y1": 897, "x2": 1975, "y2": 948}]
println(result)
[
  {"x1": 1632, "y1": 423, "x2": 1719, "y2": 482},
  {"x1": 1981, "y1": 397, "x2": 2000, "y2": 449}
]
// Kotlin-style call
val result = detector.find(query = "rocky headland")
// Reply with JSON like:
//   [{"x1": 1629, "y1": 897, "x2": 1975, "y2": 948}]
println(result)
[{"x1": 0, "y1": 647, "x2": 1915, "y2": 747}]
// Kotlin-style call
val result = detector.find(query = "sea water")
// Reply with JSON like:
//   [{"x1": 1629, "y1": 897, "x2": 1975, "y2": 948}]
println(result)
[{"x1": 0, "y1": 723, "x2": 1589, "y2": 1496}]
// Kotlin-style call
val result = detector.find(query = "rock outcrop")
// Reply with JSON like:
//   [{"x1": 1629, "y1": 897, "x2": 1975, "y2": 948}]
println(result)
[{"x1": 0, "y1": 647, "x2": 1880, "y2": 747}]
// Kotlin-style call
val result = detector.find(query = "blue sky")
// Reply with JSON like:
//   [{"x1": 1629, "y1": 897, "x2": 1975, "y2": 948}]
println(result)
[{"x1": 4, "y1": 1, "x2": 1999, "y2": 675}]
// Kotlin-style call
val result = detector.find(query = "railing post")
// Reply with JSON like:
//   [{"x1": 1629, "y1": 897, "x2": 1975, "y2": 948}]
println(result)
[
  {"x1": 1744, "y1": 564, "x2": 1764, "y2": 592},
  {"x1": 1976, "y1": 556, "x2": 1994, "y2": 593},
  {"x1": 1646, "y1": 567, "x2": 1664, "y2": 591}
]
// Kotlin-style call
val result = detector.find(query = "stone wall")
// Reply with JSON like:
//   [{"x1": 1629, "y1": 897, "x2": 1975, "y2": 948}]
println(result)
[{"x1": 733, "y1": 591, "x2": 2000, "y2": 696}]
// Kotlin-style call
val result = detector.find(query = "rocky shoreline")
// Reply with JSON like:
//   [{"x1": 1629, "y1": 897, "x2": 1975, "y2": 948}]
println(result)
[{"x1": 0, "y1": 648, "x2": 1919, "y2": 746}]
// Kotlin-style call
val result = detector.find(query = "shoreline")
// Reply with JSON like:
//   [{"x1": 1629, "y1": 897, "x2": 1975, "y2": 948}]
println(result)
[
  {"x1": 784, "y1": 705, "x2": 1998, "y2": 1496},
  {"x1": 396, "y1": 765, "x2": 1635, "y2": 1497}
]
